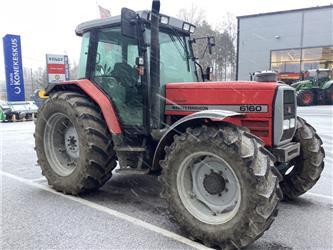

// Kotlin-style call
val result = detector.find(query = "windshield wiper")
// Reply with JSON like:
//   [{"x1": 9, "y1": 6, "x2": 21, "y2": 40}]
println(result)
[{"x1": 165, "y1": 26, "x2": 191, "y2": 71}]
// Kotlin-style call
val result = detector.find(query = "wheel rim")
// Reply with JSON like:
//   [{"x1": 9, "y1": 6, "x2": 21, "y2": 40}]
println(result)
[
  {"x1": 177, "y1": 152, "x2": 241, "y2": 225},
  {"x1": 302, "y1": 92, "x2": 312, "y2": 104},
  {"x1": 43, "y1": 113, "x2": 80, "y2": 176}
]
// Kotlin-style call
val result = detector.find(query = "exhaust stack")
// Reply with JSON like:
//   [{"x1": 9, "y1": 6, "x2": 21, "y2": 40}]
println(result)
[{"x1": 150, "y1": 0, "x2": 160, "y2": 130}]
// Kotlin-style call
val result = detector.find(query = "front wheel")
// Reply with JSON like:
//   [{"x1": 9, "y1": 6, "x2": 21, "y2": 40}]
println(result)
[
  {"x1": 279, "y1": 117, "x2": 325, "y2": 200},
  {"x1": 160, "y1": 124, "x2": 282, "y2": 249}
]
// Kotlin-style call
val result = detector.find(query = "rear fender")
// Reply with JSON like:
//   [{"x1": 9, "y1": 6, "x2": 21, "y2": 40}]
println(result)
[
  {"x1": 296, "y1": 80, "x2": 313, "y2": 91},
  {"x1": 45, "y1": 80, "x2": 121, "y2": 134},
  {"x1": 151, "y1": 110, "x2": 242, "y2": 171}
]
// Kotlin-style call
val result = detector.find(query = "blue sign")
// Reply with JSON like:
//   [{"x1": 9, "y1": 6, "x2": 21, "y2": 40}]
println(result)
[{"x1": 3, "y1": 34, "x2": 25, "y2": 101}]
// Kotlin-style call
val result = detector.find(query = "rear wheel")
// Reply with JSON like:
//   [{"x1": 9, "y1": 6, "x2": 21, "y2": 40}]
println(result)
[
  {"x1": 297, "y1": 90, "x2": 314, "y2": 106},
  {"x1": 35, "y1": 91, "x2": 117, "y2": 194},
  {"x1": 160, "y1": 124, "x2": 282, "y2": 249},
  {"x1": 280, "y1": 117, "x2": 325, "y2": 200}
]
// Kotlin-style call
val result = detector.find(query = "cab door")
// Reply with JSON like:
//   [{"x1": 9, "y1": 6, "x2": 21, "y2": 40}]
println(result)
[{"x1": 91, "y1": 27, "x2": 144, "y2": 131}]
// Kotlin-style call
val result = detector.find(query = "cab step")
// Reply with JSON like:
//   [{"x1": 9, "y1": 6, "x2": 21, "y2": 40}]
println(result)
[
  {"x1": 114, "y1": 147, "x2": 146, "y2": 152},
  {"x1": 115, "y1": 168, "x2": 149, "y2": 175}
]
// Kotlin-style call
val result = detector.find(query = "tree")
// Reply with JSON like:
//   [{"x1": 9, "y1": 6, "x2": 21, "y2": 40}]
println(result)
[
  {"x1": 69, "y1": 61, "x2": 79, "y2": 80},
  {"x1": 177, "y1": 6, "x2": 237, "y2": 80}
]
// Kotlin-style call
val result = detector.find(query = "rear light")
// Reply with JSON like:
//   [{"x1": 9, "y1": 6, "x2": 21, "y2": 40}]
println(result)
[{"x1": 241, "y1": 120, "x2": 269, "y2": 137}]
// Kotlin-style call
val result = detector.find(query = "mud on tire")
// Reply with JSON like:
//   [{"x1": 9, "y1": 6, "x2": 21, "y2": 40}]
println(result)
[
  {"x1": 280, "y1": 117, "x2": 325, "y2": 200},
  {"x1": 159, "y1": 124, "x2": 282, "y2": 249},
  {"x1": 35, "y1": 91, "x2": 117, "y2": 194}
]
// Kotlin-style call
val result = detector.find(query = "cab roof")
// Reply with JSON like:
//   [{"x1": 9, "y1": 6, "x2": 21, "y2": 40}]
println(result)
[{"x1": 75, "y1": 10, "x2": 195, "y2": 36}]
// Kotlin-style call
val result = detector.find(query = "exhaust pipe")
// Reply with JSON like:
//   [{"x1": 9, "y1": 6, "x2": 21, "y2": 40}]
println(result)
[{"x1": 150, "y1": 0, "x2": 160, "y2": 130}]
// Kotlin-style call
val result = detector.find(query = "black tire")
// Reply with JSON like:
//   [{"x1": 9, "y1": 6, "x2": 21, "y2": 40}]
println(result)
[
  {"x1": 297, "y1": 90, "x2": 314, "y2": 106},
  {"x1": 35, "y1": 91, "x2": 117, "y2": 194},
  {"x1": 280, "y1": 117, "x2": 325, "y2": 200},
  {"x1": 159, "y1": 124, "x2": 282, "y2": 249},
  {"x1": 325, "y1": 85, "x2": 333, "y2": 105}
]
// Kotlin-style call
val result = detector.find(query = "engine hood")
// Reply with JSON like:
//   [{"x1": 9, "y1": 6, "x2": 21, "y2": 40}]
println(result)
[
  {"x1": 166, "y1": 81, "x2": 281, "y2": 90},
  {"x1": 164, "y1": 81, "x2": 281, "y2": 118}
]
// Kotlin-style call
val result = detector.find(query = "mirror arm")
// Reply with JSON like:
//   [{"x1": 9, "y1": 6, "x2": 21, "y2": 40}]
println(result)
[{"x1": 195, "y1": 61, "x2": 206, "y2": 82}]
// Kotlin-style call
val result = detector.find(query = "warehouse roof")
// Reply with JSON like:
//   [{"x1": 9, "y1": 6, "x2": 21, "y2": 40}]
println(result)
[{"x1": 237, "y1": 4, "x2": 333, "y2": 19}]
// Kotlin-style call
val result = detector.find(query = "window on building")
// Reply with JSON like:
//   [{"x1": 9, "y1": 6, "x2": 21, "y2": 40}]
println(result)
[
  {"x1": 271, "y1": 46, "x2": 333, "y2": 74},
  {"x1": 302, "y1": 47, "x2": 333, "y2": 70},
  {"x1": 271, "y1": 49, "x2": 301, "y2": 73}
]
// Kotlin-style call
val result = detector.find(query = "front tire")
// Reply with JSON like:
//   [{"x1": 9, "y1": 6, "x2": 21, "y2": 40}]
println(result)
[
  {"x1": 35, "y1": 91, "x2": 117, "y2": 194},
  {"x1": 326, "y1": 85, "x2": 333, "y2": 105},
  {"x1": 160, "y1": 124, "x2": 282, "y2": 249},
  {"x1": 280, "y1": 117, "x2": 325, "y2": 200}
]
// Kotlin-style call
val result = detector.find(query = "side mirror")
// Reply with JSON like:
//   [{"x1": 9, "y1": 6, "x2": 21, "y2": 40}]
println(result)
[
  {"x1": 208, "y1": 36, "x2": 215, "y2": 54},
  {"x1": 121, "y1": 8, "x2": 138, "y2": 39}
]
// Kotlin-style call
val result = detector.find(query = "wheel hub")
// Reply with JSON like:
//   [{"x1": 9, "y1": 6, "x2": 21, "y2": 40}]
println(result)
[
  {"x1": 203, "y1": 171, "x2": 226, "y2": 195},
  {"x1": 177, "y1": 152, "x2": 241, "y2": 225},
  {"x1": 43, "y1": 113, "x2": 80, "y2": 177},
  {"x1": 64, "y1": 126, "x2": 79, "y2": 159}
]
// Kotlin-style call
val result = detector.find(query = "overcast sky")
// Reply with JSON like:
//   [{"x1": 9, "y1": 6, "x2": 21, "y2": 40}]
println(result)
[{"x1": 0, "y1": 0, "x2": 332, "y2": 81}]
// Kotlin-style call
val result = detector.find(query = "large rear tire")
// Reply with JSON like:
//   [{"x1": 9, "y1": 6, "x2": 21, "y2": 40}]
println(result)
[
  {"x1": 297, "y1": 90, "x2": 314, "y2": 106},
  {"x1": 160, "y1": 124, "x2": 282, "y2": 249},
  {"x1": 280, "y1": 117, "x2": 325, "y2": 200},
  {"x1": 35, "y1": 91, "x2": 117, "y2": 194}
]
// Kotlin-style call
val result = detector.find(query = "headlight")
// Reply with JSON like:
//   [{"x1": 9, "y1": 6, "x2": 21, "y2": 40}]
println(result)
[
  {"x1": 160, "y1": 15, "x2": 170, "y2": 25},
  {"x1": 283, "y1": 119, "x2": 290, "y2": 130},
  {"x1": 283, "y1": 118, "x2": 296, "y2": 130},
  {"x1": 182, "y1": 22, "x2": 191, "y2": 31}
]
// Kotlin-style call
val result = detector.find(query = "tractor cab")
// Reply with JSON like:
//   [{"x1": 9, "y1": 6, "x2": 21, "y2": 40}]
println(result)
[
  {"x1": 75, "y1": 9, "x2": 212, "y2": 133},
  {"x1": 303, "y1": 68, "x2": 332, "y2": 85}
]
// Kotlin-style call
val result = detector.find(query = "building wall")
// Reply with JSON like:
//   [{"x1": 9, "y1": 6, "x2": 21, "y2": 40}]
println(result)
[{"x1": 237, "y1": 6, "x2": 333, "y2": 80}]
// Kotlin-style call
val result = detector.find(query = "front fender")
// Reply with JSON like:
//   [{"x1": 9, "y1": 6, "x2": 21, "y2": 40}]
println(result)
[{"x1": 151, "y1": 110, "x2": 242, "y2": 171}]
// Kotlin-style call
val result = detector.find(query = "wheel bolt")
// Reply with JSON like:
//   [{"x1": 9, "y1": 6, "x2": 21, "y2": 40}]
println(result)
[
  {"x1": 225, "y1": 188, "x2": 228, "y2": 192},
  {"x1": 189, "y1": 192, "x2": 196, "y2": 199}
]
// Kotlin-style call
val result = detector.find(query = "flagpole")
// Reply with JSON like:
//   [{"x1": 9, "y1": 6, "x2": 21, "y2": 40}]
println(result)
[{"x1": 96, "y1": 0, "x2": 99, "y2": 18}]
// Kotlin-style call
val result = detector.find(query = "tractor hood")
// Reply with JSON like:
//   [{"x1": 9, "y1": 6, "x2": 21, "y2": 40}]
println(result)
[{"x1": 164, "y1": 81, "x2": 281, "y2": 118}]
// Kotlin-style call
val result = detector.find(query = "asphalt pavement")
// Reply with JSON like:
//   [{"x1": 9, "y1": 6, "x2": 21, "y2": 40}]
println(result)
[{"x1": 1, "y1": 105, "x2": 332, "y2": 250}]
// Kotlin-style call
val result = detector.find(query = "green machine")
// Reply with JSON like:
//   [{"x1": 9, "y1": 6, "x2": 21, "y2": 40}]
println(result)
[{"x1": 291, "y1": 69, "x2": 333, "y2": 106}]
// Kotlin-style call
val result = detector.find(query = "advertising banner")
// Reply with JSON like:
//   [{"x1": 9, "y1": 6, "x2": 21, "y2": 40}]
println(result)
[
  {"x1": 2, "y1": 34, "x2": 25, "y2": 101},
  {"x1": 46, "y1": 54, "x2": 69, "y2": 83}
]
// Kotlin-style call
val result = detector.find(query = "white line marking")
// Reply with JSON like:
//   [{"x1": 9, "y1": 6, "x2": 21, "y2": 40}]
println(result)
[
  {"x1": 30, "y1": 177, "x2": 47, "y2": 182},
  {"x1": 0, "y1": 170, "x2": 212, "y2": 250},
  {"x1": 305, "y1": 192, "x2": 333, "y2": 202}
]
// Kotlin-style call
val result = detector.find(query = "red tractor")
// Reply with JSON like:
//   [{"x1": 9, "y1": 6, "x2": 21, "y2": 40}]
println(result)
[{"x1": 35, "y1": 1, "x2": 325, "y2": 248}]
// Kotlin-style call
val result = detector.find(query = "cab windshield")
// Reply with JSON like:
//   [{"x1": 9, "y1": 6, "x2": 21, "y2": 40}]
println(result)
[{"x1": 145, "y1": 29, "x2": 198, "y2": 88}]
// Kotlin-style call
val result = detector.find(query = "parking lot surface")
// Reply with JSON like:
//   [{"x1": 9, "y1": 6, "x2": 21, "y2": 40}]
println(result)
[{"x1": 1, "y1": 105, "x2": 332, "y2": 249}]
